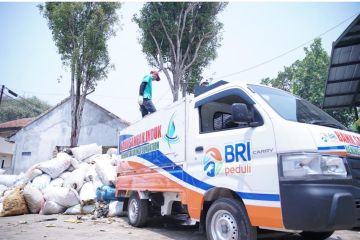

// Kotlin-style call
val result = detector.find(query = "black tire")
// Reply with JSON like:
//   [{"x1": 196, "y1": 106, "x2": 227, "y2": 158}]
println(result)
[
  {"x1": 206, "y1": 198, "x2": 257, "y2": 240},
  {"x1": 300, "y1": 231, "x2": 334, "y2": 240},
  {"x1": 127, "y1": 193, "x2": 148, "y2": 227}
]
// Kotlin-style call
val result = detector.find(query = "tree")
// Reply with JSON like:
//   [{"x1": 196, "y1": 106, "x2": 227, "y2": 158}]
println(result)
[
  {"x1": 133, "y1": 2, "x2": 227, "y2": 101},
  {"x1": 260, "y1": 62, "x2": 299, "y2": 93},
  {"x1": 39, "y1": 2, "x2": 121, "y2": 146},
  {"x1": 261, "y1": 38, "x2": 355, "y2": 127},
  {"x1": 0, "y1": 96, "x2": 51, "y2": 123}
]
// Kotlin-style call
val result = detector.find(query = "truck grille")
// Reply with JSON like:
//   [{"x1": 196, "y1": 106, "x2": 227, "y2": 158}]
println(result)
[
  {"x1": 347, "y1": 157, "x2": 360, "y2": 186},
  {"x1": 344, "y1": 158, "x2": 360, "y2": 225},
  {"x1": 356, "y1": 199, "x2": 360, "y2": 208}
]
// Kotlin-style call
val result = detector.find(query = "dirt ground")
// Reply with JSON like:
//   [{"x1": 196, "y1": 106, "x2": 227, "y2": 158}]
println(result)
[{"x1": 0, "y1": 214, "x2": 359, "y2": 240}]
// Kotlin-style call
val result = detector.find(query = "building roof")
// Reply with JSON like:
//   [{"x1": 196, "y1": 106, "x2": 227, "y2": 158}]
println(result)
[
  {"x1": 323, "y1": 14, "x2": 360, "y2": 109},
  {"x1": 0, "y1": 118, "x2": 34, "y2": 130},
  {"x1": 9, "y1": 97, "x2": 129, "y2": 138}
]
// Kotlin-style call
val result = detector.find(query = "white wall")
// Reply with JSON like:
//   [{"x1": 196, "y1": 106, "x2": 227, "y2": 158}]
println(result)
[
  {"x1": 0, "y1": 137, "x2": 14, "y2": 154},
  {"x1": 0, "y1": 137, "x2": 14, "y2": 173},
  {"x1": 11, "y1": 100, "x2": 128, "y2": 174}
]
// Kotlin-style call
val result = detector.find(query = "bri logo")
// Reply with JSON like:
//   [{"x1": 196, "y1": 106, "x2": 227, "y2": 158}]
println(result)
[
  {"x1": 202, "y1": 147, "x2": 223, "y2": 177},
  {"x1": 163, "y1": 113, "x2": 180, "y2": 146},
  {"x1": 225, "y1": 142, "x2": 251, "y2": 162}
]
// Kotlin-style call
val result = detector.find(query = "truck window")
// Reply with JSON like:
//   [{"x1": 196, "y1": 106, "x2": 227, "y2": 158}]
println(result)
[
  {"x1": 248, "y1": 84, "x2": 347, "y2": 130},
  {"x1": 199, "y1": 94, "x2": 262, "y2": 133},
  {"x1": 213, "y1": 112, "x2": 232, "y2": 130}
]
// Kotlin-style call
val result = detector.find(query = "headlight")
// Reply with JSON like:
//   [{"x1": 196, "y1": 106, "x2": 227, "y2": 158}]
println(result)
[{"x1": 280, "y1": 153, "x2": 348, "y2": 179}]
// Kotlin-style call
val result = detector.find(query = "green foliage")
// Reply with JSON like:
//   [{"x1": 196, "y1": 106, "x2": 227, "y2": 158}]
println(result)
[
  {"x1": 0, "y1": 96, "x2": 51, "y2": 123},
  {"x1": 134, "y1": 2, "x2": 227, "y2": 100},
  {"x1": 261, "y1": 38, "x2": 355, "y2": 127},
  {"x1": 39, "y1": 2, "x2": 121, "y2": 90}
]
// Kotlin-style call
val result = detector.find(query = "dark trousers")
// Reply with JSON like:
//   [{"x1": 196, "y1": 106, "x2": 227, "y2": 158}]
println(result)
[{"x1": 140, "y1": 98, "x2": 157, "y2": 117}]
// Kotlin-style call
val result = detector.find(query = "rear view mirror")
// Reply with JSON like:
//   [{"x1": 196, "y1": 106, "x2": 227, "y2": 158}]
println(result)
[{"x1": 231, "y1": 103, "x2": 251, "y2": 123}]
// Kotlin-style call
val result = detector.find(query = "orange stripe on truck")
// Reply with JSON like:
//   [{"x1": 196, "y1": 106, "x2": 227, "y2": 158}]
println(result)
[
  {"x1": 116, "y1": 161, "x2": 203, "y2": 220},
  {"x1": 246, "y1": 205, "x2": 283, "y2": 228}
]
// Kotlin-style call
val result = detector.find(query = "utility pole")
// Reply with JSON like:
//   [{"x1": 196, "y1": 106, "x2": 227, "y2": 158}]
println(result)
[{"x1": 0, "y1": 85, "x2": 4, "y2": 105}]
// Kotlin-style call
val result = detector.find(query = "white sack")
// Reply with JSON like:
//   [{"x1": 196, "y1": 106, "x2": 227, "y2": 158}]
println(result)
[
  {"x1": 79, "y1": 182, "x2": 96, "y2": 204},
  {"x1": 106, "y1": 148, "x2": 117, "y2": 156},
  {"x1": 3, "y1": 188, "x2": 13, "y2": 198},
  {"x1": 26, "y1": 168, "x2": 42, "y2": 182},
  {"x1": 14, "y1": 172, "x2": 28, "y2": 187},
  {"x1": 108, "y1": 201, "x2": 125, "y2": 217},
  {"x1": 31, "y1": 174, "x2": 51, "y2": 192},
  {"x1": 49, "y1": 178, "x2": 64, "y2": 187},
  {"x1": 64, "y1": 204, "x2": 81, "y2": 215},
  {"x1": 63, "y1": 167, "x2": 87, "y2": 191},
  {"x1": 71, "y1": 143, "x2": 102, "y2": 162},
  {"x1": 18, "y1": 164, "x2": 43, "y2": 186},
  {"x1": 23, "y1": 185, "x2": 44, "y2": 213},
  {"x1": 95, "y1": 159, "x2": 116, "y2": 186},
  {"x1": 70, "y1": 157, "x2": 80, "y2": 169},
  {"x1": 43, "y1": 186, "x2": 80, "y2": 208},
  {"x1": 37, "y1": 153, "x2": 72, "y2": 178},
  {"x1": 109, "y1": 156, "x2": 117, "y2": 166},
  {"x1": 40, "y1": 201, "x2": 66, "y2": 215},
  {"x1": 0, "y1": 175, "x2": 17, "y2": 187},
  {"x1": 0, "y1": 184, "x2": 8, "y2": 197},
  {"x1": 59, "y1": 171, "x2": 71, "y2": 180},
  {"x1": 85, "y1": 154, "x2": 102, "y2": 164},
  {"x1": 64, "y1": 204, "x2": 95, "y2": 215},
  {"x1": 78, "y1": 162, "x2": 91, "y2": 171},
  {"x1": 85, "y1": 167, "x2": 103, "y2": 190},
  {"x1": 0, "y1": 169, "x2": 5, "y2": 175},
  {"x1": 82, "y1": 204, "x2": 95, "y2": 214}
]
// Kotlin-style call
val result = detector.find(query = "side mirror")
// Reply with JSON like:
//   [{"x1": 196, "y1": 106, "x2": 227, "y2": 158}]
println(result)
[{"x1": 231, "y1": 103, "x2": 251, "y2": 123}]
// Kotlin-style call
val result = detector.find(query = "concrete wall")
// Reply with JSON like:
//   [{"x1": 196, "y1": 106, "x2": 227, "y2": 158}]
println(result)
[
  {"x1": 11, "y1": 100, "x2": 128, "y2": 174},
  {"x1": 0, "y1": 137, "x2": 14, "y2": 173},
  {"x1": 0, "y1": 137, "x2": 14, "y2": 154}
]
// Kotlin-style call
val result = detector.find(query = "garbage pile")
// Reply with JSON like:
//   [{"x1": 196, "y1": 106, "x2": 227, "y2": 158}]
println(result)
[{"x1": 0, "y1": 143, "x2": 124, "y2": 218}]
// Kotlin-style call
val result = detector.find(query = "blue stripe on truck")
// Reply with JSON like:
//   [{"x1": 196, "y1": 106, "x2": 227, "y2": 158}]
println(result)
[
  {"x1": 138, "y1": 150, "x2": 280, "y2": 202},
  {"x1": 318, "y1": 146, "x2": 345, "y2": 151}
]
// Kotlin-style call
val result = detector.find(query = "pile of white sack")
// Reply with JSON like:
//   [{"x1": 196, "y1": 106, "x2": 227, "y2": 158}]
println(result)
[{"x1": 0, "y1": 143, "x2": 124, "y2": 217}]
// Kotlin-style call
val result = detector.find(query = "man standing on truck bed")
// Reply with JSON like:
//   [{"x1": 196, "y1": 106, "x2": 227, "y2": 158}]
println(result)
[{"x1": 138, "y1": 70, "x2": 160, "y2": 117}]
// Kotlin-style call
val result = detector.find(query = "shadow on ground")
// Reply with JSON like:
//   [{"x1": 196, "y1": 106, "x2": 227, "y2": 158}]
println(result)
[{"x1": 143, "y1": 216, "x2": 348, "y2": 240}]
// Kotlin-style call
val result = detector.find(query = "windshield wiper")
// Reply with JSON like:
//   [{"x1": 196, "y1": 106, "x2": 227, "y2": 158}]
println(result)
[{"x1": 307, "y1": 120, "x2": 345, "y2": 130}]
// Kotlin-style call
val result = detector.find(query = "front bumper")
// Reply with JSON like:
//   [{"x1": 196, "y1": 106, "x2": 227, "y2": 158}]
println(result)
[{"x1": 280, "y1": 180, "x2": 360, "y2": 231}]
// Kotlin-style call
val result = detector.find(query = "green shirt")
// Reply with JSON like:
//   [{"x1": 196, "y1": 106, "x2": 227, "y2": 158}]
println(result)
[{"x1": 142, "y1": 75, "x2": 153, "y2": 99}]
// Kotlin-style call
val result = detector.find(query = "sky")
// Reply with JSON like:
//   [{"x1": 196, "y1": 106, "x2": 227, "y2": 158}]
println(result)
[{"x1": 0, "y1": 2, "x2": 359, "y2": 123}]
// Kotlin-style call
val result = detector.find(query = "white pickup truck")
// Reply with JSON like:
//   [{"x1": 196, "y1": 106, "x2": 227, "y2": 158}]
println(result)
[{"x1": 116, "y1": 80, "x2": 360, "y2": 240}]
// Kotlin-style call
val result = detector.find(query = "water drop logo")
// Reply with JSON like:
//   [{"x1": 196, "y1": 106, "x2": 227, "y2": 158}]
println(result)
[
  {"x1": 164, "y1": 113, "x2": 180, "y2": 146},
  {"x1": 203, "y1": 147, "x2": 223, "y2": 177}
]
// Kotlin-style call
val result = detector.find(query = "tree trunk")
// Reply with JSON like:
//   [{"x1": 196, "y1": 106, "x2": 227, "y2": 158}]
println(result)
[
  {"x1": 172, "y1": 71, "x2": 180, "y2": 102},
  {"x1": 74, "y1": 93, "x2": 86, "y2": 145},
  {"x1": 70, "y1": 61, "x2": 77, "y2": 147},
  {"x1": 70, "y1": 58, "x2": 85, "y2": 147},
  {"x1": 182, "y1": 68, "x2": 191, "y2": 98}
]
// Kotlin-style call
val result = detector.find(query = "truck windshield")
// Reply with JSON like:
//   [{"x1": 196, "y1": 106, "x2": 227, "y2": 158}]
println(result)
[{"x1": 248, "y1": 84, "x2": 347, "y2": 130}]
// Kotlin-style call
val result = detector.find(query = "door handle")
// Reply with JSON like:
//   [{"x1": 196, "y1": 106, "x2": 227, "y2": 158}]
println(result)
[{"x1": 195, "y1": 146, "x2": 204, "y2": 153}]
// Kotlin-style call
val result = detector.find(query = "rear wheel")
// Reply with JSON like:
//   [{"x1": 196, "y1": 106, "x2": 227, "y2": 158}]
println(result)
[
  {"x1": 300, "y1": 231, "x2": 334, "y2": 240},
  {"x1": 127, "y1": 193, "x2": 148, "y2": 227},
  {"x1": 206, "y1": 198, "x2": 257, "y2": 240}
]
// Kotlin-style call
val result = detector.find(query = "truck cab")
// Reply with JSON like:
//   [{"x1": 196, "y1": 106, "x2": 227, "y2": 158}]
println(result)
[{"x1": 116, "y1": 81, "x2": 360, "y2": 240}]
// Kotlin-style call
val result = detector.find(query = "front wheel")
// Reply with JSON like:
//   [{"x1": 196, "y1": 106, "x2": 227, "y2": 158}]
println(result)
[
  {"x1": 127, "y1": 193, "x2": 148, "y2": 227},
  {"x1": 300, "y1": 231, "x2": 334, "y2": 240},
  {"x1": 206, "y1": 198, "x2": 257, "y2": 240}
]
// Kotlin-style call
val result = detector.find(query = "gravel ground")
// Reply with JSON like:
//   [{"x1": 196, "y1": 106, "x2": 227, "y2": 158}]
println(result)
[{"x1": 0, "y1": 214, "x2": 359, "y2": 240}]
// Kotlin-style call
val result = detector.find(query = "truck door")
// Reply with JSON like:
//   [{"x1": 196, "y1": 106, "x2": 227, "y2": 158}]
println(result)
[{"x1": 186, "y1": 88, "x2": 280, "y2": 209}]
